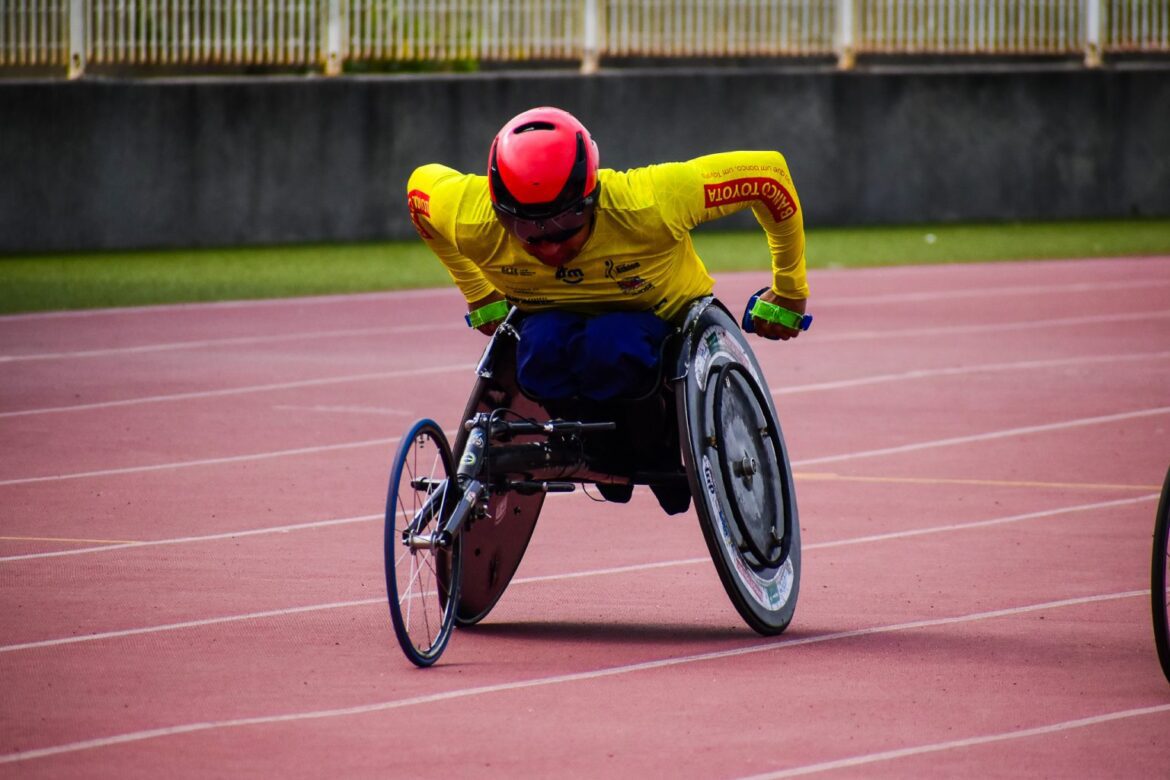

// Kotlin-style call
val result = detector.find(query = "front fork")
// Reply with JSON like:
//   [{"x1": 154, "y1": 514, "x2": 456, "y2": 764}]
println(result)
[{"x1": 405, "y1": 421, "x2": 488, "y2": 551}]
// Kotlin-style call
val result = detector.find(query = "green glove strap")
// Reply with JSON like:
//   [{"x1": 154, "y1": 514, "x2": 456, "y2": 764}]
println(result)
[
  {"x1": 749, "y1": 298, "x2": 805, "y2": 330},
  {"x1": 467, "y1": 300, "x2": 510, "y2": 329}
]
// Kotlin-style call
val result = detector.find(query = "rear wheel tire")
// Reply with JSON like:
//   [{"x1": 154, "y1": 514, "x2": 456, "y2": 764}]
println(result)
[
  {"x1": 679, "y1": 305, "x2": 801, "y2": 635},
  {"x1": 1152, "y1": 466, "x2": 1170, "y2": 683}
]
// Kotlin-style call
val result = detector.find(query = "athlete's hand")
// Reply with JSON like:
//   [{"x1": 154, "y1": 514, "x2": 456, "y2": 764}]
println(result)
[
  {"x1": 468, "y1": 290, "x2": 507, "y2": 336},
  {"x1": 751, "y1": 290, "x2": 807, "y2": 341}
]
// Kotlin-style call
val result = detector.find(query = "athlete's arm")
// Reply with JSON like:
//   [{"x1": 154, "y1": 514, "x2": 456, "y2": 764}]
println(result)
[
  {"x1": 406, "y1": 164, "x2": 501, "y2": 323},
  {"x1": 651, "y1": 151, "x2": 809, "y2": 340}
]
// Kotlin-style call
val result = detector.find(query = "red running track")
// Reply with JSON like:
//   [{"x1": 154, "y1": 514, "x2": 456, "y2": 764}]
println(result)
[{"x1": 1, "y1": 257, "x2": 1169, "y2": 777}]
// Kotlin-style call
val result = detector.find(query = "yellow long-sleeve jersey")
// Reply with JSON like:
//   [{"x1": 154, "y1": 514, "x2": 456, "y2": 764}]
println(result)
[{"x1": 406, "y1": 150, "x2": 807, "y2": 323}]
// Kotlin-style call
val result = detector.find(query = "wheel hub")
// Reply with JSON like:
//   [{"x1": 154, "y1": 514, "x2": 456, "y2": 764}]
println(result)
[{"x1": 733, "y1": 452, "x2": 758, "y2": 488}]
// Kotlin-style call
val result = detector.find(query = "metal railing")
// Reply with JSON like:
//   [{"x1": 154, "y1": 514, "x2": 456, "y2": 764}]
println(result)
[
  {"x1": 2, "y1": 0, "x2": 1167, "y2": 78},
  {"x1": 347, "y1": 0, "x2": 583, "y2": 61},
  {"x1": 603, "y1": 0, "x2": 837, "y2": 56},
  {"x1": 857, "y1": 0, "x2": 1085, "y2": 53}
]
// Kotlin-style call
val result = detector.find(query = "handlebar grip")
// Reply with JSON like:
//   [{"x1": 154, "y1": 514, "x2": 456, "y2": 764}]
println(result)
[
  {"x1": 572, "y1": 422, "x2": 618, "y2": 432},
  {"x1": 742, "y1": 288, "x2": 813, "y2": 334}
]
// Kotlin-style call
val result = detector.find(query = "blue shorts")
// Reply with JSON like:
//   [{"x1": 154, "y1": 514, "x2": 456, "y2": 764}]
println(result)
[{"x1": 515, "y1": 310, "x2": 673, "y2": 401}]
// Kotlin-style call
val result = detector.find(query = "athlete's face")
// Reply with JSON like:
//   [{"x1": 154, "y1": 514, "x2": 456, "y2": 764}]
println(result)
[{"x1": 520, "y1": 222, "x2": 591, "y2": 266}]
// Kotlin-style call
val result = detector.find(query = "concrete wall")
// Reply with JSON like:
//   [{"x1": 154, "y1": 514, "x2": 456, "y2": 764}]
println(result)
[{"x1": 2, "y1": 66, "x2": 1168, "y2": 253}]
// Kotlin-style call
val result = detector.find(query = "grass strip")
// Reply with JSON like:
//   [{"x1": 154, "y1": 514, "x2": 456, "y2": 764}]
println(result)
[{"x1": 1, "y1": 219, "x2": 1167, "y2": 314}]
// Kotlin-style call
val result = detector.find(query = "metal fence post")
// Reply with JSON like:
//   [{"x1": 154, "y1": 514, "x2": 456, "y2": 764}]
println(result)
[
  {"x1": 1084, "y1": 0, "x2": 1103, "y2": 67},
  {"x1": 68, "y1": 0, "x2": 86, "y2": 78},
  {"x1": 581, "y1": 0, "x2": 600, "y2": 74},
  {"x1": 325, "y1": 0, "x2": 344, "y2": 75},
  {"x1": 836, "y1": 0, "x2": 856, "y2": 69}
]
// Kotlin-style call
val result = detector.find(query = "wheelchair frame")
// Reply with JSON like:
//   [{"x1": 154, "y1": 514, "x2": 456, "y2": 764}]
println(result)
[{"x1": 383, "y1": 296, "x2": 802, "y2": 666}]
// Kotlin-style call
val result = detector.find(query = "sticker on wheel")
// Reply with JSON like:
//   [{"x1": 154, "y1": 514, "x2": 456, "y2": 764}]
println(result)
[
  {"x1": 702, "y1": 456, "x2": 731, "y2": 540},
  {"x1": 702, "y1": 454, "x2": 792, "y2": 610},
  {"x1": 696, "y1": 325, "x2": 764, "y2": 391}
]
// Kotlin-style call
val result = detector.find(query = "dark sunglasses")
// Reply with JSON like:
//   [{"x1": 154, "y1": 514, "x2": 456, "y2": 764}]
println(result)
[{"x1": 495, "y1": 199, "x2": 594, "y2": 245}]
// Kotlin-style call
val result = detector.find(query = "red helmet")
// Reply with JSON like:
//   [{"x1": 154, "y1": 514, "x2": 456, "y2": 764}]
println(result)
[{"x1": 488, "y1": 107, "x2": 600, "y2": 243}]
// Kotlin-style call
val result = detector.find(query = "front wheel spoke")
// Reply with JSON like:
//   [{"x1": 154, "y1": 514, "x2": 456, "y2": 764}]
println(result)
[
  {"x1": 419, "y1": 574, "x2": 433, "y2": 643},
  {"x1": 395, "y1": 482, "x2": 415, "y2": 533},
  {"x1": 400, "y1": 554, "x2": 426, "y2": 606},
  {"x1": 394, "y1": 540, "x2": 414, "y2": 574},
  {"x1": 402, "y1": 558, "x2": 415, "y2": 632}
]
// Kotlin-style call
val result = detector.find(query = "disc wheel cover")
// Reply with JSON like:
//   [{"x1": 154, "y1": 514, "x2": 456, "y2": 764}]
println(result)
[{"x1": 710, "y1": 362, "x2": 789, "y2": 568}]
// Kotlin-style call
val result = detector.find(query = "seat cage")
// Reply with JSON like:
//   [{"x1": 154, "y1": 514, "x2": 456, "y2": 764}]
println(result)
[{"x1": 386, "y1": 296, "x2": 802, "y2": 664}]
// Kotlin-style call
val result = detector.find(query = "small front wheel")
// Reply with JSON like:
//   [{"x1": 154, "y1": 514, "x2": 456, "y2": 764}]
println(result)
[{"x1": 384, "y1": 419, "x2": 461, "y2": 667}]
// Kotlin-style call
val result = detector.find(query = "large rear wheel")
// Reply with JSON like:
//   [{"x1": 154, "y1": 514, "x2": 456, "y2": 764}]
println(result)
[
  {"x1": 678, "y1": 304, "x2": 801, "y2": 635},
  {"x1": 384, "y1": 419, "x2": 461, "y2": 667}
]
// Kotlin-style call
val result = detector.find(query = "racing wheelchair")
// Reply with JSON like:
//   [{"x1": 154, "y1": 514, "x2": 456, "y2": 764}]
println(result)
[{"x1": 383, "y1": 295, "x2": 809, "y2": 666}]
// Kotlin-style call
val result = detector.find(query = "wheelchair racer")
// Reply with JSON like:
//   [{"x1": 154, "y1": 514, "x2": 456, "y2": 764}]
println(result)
[{"x1": 407, "y1": 106, "x2": 808, "y2": 511}]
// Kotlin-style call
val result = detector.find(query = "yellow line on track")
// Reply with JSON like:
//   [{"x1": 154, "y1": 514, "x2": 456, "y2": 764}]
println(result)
[
  {"x1": 0, "y1": 536, "x2": 141, "y2": 546},
  {"x1": 794, "y1": 472, "x2": 1158, "y2": 491}
]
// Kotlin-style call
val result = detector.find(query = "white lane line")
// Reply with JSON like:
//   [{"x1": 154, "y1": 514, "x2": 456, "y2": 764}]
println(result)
[
  {"x1": 0, "y1": 513, "x2": 383, "y2": 562},
  {"x1": 0, "y1": 363, "x2": 472, "y2": 419},
  {"x1": 819, "y1": 277, "x2": 1170, "y2": 307},
  {"x1": 2, "y1": 493, "x2": 1154, "y2": 643},
  {"x1": 3, "y1": 268, "x2": 1164, "y2": 325},
  {"x1": 773, "y1": 350, "x2": 1170, "y2": 396},
  {"x1": 0, "y1": 324, "x2": 461, "y2": 363},
  {"x1": 3, "y1": 403, "x2": 1165, "y2": 489},
  {"x1": 0, "y1": 439, "x2": 399, "y2": 488},
  {"x1": 9, "y1": 308, "x2": 1170, "y2": 423},
  {"x1": 793, "y1": 406, "x2": 1170, "y2": 467},
  {"x1": 271, "y1": 404, "x2": 413, "y2": 418},
  {"x1": 805, "y1": 494, "x2": 1158, "y2": 548},
  {"x1": 0, "y1": 288, "x2": 458, "y2": 322},
  {"x1": 0, "y1": 589, "x2": 1147, "y2": 765},
  {"x1": 741, "y1": 703, "x2": 1170, "y2": 779},
  {"x1": 0, "y1": 598, "x2": 386, "y2": 653},
  {"x1": 0, "y1": 279, "x2": 1158, "y2": 361},
  {"x1": 817, "y1": 309, "x2": 1170, "y2": 342},
  {"x1": 0, "y1": 278, "x2": 1163, "y2": 365},
  {"x1": 5, "y1": 310, "x2": 1167, "y2": 418}
]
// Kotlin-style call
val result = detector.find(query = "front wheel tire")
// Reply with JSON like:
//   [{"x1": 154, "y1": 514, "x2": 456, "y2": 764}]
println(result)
[{"x1": 384, "y1": 419, "x2": 462, "y2": 667}]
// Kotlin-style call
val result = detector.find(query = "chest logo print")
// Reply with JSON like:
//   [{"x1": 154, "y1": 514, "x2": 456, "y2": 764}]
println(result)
[
  {"x1": 604, "y1": 259, "x2": 642, "y2": 279},
  {"x1": 556, "y1": 266, "x2": 584, "y2": 285}
]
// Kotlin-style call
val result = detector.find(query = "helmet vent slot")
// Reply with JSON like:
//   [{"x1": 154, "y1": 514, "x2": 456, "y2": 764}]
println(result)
[{"x1": 514, "y1": 121, "x2": 556, "y2": 134}]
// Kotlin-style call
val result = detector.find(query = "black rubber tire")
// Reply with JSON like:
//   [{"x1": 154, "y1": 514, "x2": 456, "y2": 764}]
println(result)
[
  {"x1": 678, "y1": 303, "x2": 801, "y2": 635},
  {"x1": 384, "y1": 419, "x2": 461, "y2": 667},
  {"x1": 1151, "y1": 465, "x2": 1170, "y2": 684}
]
